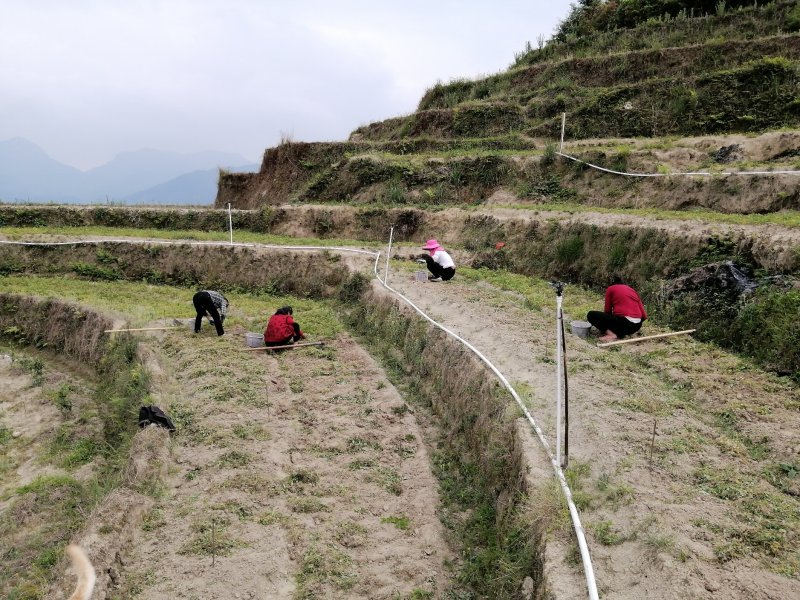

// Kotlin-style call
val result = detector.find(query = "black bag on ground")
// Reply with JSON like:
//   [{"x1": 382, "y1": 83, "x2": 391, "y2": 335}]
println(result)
[{"x1": 138, "y1": 405, "x2": 176, "y2": 432}]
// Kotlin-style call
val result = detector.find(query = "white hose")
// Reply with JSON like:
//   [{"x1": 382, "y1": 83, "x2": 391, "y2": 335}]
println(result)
[
  {"x1": 0, "y1": 235, "x2": 598, "y2": 599},
  {"x1": 556, "y1": 151, "x2": 800, "y2": 177},
  {"x1": 0, "y1": 238, "x2": 381, "y2": 256},
  {"x1": 373, "y1": 258, "x2": 600, "y2": 600}
]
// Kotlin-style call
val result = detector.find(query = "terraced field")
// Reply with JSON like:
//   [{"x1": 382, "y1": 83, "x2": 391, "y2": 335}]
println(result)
[{"x1": 2, "y1": 1, "x2": 800, "y2": 599}]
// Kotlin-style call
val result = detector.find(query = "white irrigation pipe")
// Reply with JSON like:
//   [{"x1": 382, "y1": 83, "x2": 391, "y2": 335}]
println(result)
[
  {"x1": 556, "y1": 151, "x2": 800, "y2": 177},
  {"x1": 556, "y1": 112, "x2": 800, "y2": 178},
  {"x1": 384, "y1": 225, "x2": 394, "y2": 284},
  {"x1": 555, "y1": 292, "x2": 564, "y2": 467},
  {"x1": 227, "y1": 203, "x2": 233, "y2": 244},
  {"x1": 0, "y1": 238, "x2": 381, "y2": 257},
  {"x1": 1, "y1": 233, "x2": 598, "y2": 599},
  {"x1": 375, "y1": 258, "x2": 599, "y2": 600}
]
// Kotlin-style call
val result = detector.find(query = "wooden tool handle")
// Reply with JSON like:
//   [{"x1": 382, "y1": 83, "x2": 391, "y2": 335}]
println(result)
[{"x1": 598, "y1": 329, "x2": 696, "y2": 348}]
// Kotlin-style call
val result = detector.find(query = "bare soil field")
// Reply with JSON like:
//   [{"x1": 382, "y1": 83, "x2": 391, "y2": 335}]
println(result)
[
  {"x1": 0, "y1": 281, "x2": 456, "y2": 600},
  {"x1": 110, "y1": 326, "x2": 453, "y2": 600},
  {"x1": 1, "y1": 236, "x2": 798, "y2": 599},
  {"x1": 388, "y1": 266, "x2": 799, "y2": 599}
]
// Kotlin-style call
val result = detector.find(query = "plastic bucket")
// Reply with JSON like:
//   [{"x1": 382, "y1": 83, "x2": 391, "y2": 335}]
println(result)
[
  {"x1": 570, "y1": 320, "x2": 592, "y2": 339},
  {"x1": 245, "y1": 332, "x2": 263, "y2": 348},
  {"x1": 415, "y1": 270, "x2": 428, "y2": 282}
]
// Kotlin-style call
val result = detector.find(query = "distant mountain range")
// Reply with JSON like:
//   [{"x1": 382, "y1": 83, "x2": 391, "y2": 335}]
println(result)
[{"x1": 0, "y1": 138, "x2": 259, "y2": 205}]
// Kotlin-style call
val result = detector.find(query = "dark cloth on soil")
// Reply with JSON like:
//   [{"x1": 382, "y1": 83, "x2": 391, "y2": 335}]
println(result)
[
  {"x1": 138, "y1": 405, "x2": 176, "y2": 432},
  {"x1": 193, "y1": 290, "x2": 228, "y2": 336}
]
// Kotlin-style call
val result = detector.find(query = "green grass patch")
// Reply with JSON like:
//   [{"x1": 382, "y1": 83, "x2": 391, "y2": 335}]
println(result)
[
  {"x1": 693, "y1": 463, "x2": 799, "y2": 572},
  {"x1": 179, "y1": 517, "x2": 245, "y2": 556},
  {"x1": 381, "y1": 515, "x2": 411, "y2": 531},
  {"x1": 295, "y1": 543, "x2": 358, "y2": 596},
  {"x1": 0, "y1": 275, "x2": 344, "y2": 339}
]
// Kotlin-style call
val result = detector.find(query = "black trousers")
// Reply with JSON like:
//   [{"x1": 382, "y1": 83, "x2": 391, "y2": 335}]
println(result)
[
  {"x1": 586, "y1": 311, "x2": 641, "y2": 339},
  {"x1": 193, "y1": 291, "x2": 224, "y2": 336},
  {"x1": 422, "y1": 256, "x2": 455, "y2": 280},
  {"x1": 265, "y1": 323, "x2": 301, "y2": 347}
]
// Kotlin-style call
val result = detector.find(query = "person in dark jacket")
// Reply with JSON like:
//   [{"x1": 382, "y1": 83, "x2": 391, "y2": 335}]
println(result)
[
  {"x1": 264, "y1": 306, "x2": 305, "y2": 347},
  {"x1": 193, "y1": 290, "x2": 228, "y2": 336},
  {"x1": 586, "y1": 277, "x2": 647, "y2": 342}
]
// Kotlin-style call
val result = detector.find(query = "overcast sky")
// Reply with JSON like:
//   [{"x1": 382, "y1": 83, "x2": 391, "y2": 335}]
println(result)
[{"x1": 1, "y1": 0, "x2": 573, "y2": 170}]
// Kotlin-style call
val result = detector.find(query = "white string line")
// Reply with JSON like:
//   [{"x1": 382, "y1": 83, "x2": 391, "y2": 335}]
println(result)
[
  {"x1": 0, "y1": 235, "x2": 598, "y2": 599},
  {"x1": 0, "y1": 238, "x2": 381, "y2": 256},
  {"x1": 557, "y1": 151, "x2": 800, "y2": 177},
  {"x1": 373, "y1": 258, "x2": 599, "y2": 600}
]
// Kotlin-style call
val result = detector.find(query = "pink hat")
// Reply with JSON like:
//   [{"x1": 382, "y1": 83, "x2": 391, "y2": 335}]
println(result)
[{"x1": 422, "y1": 239, "x2": 440, "y2": 250}]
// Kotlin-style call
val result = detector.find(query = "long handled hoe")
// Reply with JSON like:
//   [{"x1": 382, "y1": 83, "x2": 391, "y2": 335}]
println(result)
[{"x1": 244, "y1": 341, "x2": 327, "y2": 351}]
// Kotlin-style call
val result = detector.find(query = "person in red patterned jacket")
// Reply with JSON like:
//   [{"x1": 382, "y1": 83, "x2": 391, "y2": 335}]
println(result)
[
  {"x1": 587, "y1": 277, "x2": 647, "y2": 342},
  {"x1": 263, "y1": 306, "x2": 305, "y2": 347}
]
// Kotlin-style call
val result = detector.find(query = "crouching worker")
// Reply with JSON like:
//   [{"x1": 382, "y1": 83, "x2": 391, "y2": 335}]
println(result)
[
  {"x1": 193, "y1": 289, "x2": 228, "y2": 336},
  {"x1": 418, "y1": 239, "x2": 455, "y2": 282},
  {"x1": 264, "y1": 306, "x2": 305, "y2": 347},
  {"x1": 587, "y1": 277, "x2": 647, "y2": 343}
]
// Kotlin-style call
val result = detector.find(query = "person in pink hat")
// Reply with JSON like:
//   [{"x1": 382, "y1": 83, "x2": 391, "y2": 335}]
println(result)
[{"x1": 417, "y1": 239, "x2": 455, "y2": 281}]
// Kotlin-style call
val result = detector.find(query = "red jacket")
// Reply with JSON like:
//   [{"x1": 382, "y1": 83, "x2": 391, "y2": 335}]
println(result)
[
  {"x1": 264, "y1": 313, "x2": 302, "y2": 343},
  {"x1": 604, "y1": 284, "x2": 647, "y2": 320}
]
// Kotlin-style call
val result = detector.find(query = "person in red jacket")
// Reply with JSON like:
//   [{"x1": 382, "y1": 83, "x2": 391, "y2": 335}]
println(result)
[
  {"x1": 263, "y1": 306, "x2": 305, "y2": 347},
  {"x1": 587, "y1": 277, "x2": 647, "y2": 342}
]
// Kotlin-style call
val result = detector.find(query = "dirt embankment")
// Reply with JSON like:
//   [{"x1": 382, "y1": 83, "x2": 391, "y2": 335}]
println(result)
[
  {"x1": 215, "y1": 131, "x2": 800, "y2": 215},
  {"x1": 0, "y1": 242, "x2": 352, "y2": 297},
  {"x1": 0, "y1": 293, "x2": 116, "y2": 365},
  {"x1": 0, "y1": 295, "x2": 169, "y2": 600}
]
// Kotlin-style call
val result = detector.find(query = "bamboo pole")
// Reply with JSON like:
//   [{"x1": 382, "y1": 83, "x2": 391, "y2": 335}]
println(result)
[
  {"x1": 597, "y1": 329, "x2": 696, "y2": 348},
  {"x1": 105, "y1": 326, "x2": 181, "y2": 333},
  {"x1": 244, "y1": 341, "x2": 326, "y2": 351}
]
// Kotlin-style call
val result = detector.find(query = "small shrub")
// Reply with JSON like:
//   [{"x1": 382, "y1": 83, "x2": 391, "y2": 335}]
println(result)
[
  {"x1": 71, "y1": 262, "x2": 121, "y2": 281},
  {"x1": 555, "y1": 236, "x2": 585, "y2": 263},
  {"x1": 541, "y1": 142, "x2": 557, "y2": 166},
  {"x1": 12, "y1": 354, "x2": 44, "y2": 386},
  {"x1": 311, "y1": 210, "x2": 335, "y2": 236}
]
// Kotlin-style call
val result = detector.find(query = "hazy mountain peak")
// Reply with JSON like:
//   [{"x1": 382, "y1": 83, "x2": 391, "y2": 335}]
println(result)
[{"x1": 0, "y1": 137, "x2": 256, "y2": 204}]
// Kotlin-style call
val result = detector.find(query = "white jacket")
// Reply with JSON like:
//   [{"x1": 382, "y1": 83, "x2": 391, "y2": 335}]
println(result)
[{"x1": 432, "y1": 249, "x2": 455, "y2": 269}]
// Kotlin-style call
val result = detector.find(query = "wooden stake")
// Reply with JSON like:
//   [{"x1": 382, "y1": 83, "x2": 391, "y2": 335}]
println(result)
[
  {"x1": 211, "y1": 518, "x2": 216, "y2": 567},
  {"x1": 244, "y1": 341, "x2": 326, "y2": 351},
  {"x1": 597, "y1": 329, "x2": 696, "y2": 348},
  {"x1": 104, "y1": 326, "x2": 181, "y2": 333},
  {"x1": 649, "y1": 418, "x2": 657, "y2": 469}
]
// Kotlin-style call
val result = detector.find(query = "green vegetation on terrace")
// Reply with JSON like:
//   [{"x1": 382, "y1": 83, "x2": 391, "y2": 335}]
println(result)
[
  {"x1": 455, "y1": 265, "x2": 600, "y2": 322},
  {"x1": 423, "y1": 34, "x2": 800, "y2": 110},
  {"x1": 516, "y1": 0, "x2": 798, "y2": 64},
  {"x1": 350, "y1": 1, "x2": 800, "y2": 143},
  {"x1": 553, "y1": 0, "x2": 790, "y2": 45},
  {"x1": 4, "y1": 200, "x2": 799, "y2": 237},
  {"x1": 0, "y1": 275, "x2": 343, "y2": 339},
  {"x1": 0, "y1": 225, "x2": 382, "y2": 249},
  {"x1": 486, "y1": 203, "x2": 800, "y2": 228},
  {"x1": 453, "y1": 265, "x2": 800, "y2": 381}
]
